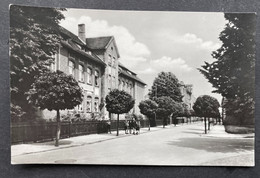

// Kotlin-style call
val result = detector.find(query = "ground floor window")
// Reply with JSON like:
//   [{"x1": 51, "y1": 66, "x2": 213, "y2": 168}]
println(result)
[
  {"x1": 78, "y1": 102, "x2": 83, "y2": 112},
  {"x1": 94, "y1": 97, "x2": 99, "y2": 112},
  {"x1": 86, "y1": 96, "x2": 92, "y2": 113}
]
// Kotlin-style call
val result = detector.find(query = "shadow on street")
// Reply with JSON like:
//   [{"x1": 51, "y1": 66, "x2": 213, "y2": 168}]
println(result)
[{"x1": 167, "y1": 137, "x2": 254, "y2": 153}]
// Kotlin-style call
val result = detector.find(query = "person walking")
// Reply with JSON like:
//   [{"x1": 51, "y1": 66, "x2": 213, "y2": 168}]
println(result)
[
  {"x1": 132, "y1": 119, "x2": 137, "y2": 135},
  {"x1": 124, "y1": 119, "x2": 129, "y2": 134},
  {"x1": 136, "y1": 120, "x2": 140, "y2": 135}
]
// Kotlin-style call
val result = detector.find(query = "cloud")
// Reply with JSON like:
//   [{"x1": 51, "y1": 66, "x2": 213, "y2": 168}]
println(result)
[
  {"x1": 60, "y1": 16, "x2": 150, "y2": 68},
  {"x1": 175, "y1": 33, "x2": 221, "y2": 51},
  {"x1": 138, "y1": 67, "x2": 156, "y2": 74},
  {"x1": 151, "y1": 56, "x2": 193, "y2": 72},
  {"x1": 137, "y1": 56, "x2": 192, "y2": 74}
]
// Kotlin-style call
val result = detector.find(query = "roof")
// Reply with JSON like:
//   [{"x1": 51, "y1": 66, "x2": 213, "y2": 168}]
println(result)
[
  {"x1": 118, "y1": 61, "x2": 136, "y2": 75},
  {"x1": 59, "y1": 26, "x2": 106, "y2": 66},
  {"x1": 118, "y1": 62, "x2": 146, "y2": 86},
  {"x1": 86, "y1": 36, "x2": 113, "y2": 50},
  {"x1": 61, "y1": 40, "x2": 106, "y2": 67},
  {"x1": 119, "y1": 70, "x2": 146, "y2": 86},
  {"x1": 59, "y1": 26, "x2": 85, "y2": 46}
]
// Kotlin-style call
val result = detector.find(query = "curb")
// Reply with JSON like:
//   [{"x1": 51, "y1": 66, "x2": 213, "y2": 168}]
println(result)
[{"x1": 12, "y1": 126, "x2": 171, "y2": 157}]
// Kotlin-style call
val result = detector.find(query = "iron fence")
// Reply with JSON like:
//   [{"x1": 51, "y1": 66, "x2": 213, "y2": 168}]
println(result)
[{"x1": 11, "y1": 119, "x2": 151, "y2": 144}]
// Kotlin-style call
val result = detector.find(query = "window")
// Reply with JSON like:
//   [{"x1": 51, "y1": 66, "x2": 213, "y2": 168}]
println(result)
[
  {"x1": 95, "y1": 70, "x2": 99, "y2": 86},
  {"x1": 78, "y1": 102, "x2": 83, "y2": 112},
  {"x1": 118, "y1": 79, "x2": 121, "y2": 90},
  {"x1": 79, "y1": 64, "x2": 84, "y2": 82},
  {"x1": 87, "y1": 67, "x2": 92, "y2": 84},
  {"x1": 112, "y1": 76, "x2": 116, "y2": 89},
  {"x1": 94, "y1": 97, "x2": 99, "y2": 112},
  {"x1": 112, "y1": 57, "x2": 116, "y2": 68},
  {"x1": 122, "y1": 81, "x2": 125, "y2": 91},
  {"x1": 86, "y1": 96, "x2": 92, "y2": 113},
  {"x1": 126, "y1": 83, "x2": 129, "y2": 93},
  {"x1": 69, "y1": 61, "x2": 75, "y2": 77},
  {"x1": 50, "y1": 54, "x2": 57, "y2": 71},
  {"x1": 108, "y1": 75, "x2": 112, "y2": 89},
  {"x1": 108, "y1": 66, "x2": 112, "y2": 75},
  {"x1": 130, "y1": 84, "x2": 133, "y2": 96},
  {"x1": 108, "y1": 55, "x2": 112, "y2": 65}
]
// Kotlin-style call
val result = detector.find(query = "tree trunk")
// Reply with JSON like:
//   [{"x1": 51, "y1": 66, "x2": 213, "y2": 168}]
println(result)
[
  {"x1": 204, "y1": 117, "x2": 207, "y2": 134},
  {"x1": 55, "y1": 109, "x2": 61, "y2": 147},
  {"x1": 148, "y1": 118, "x2": 150, "y2": 131},
  {"x1": 117, "y1": 114, "x2": 119, "y2": 136},
  {"x1": 208, "y1": 118, "x2": 210, "y2": 130}
]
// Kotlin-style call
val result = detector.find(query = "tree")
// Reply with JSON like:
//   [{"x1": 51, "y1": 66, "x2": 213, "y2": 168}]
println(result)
[
  {"x1": 193, "y1": 95, "x2": 220, "y2": 134},
  {"x1": 178, "y1": 103, "x2": 191, "y2": 124},
  {"x1": 171, "y1": 102, "x2": 183, "y2": 126},
  {"x1": 10, "y1": 5, "x2": 65, "y2": 121},
  {"x1": 155, "y1": 96, "x2": 182, "y2": 128},
  {"x1": 27, "y1": 70, "x2": 83, "y2": 146},
  {"x1": 105, "y1": 89, "x2": 135, "y2": 136},
  {"x1": 199, "y1": 13, "x2": 256, "y2": 125},
  {"x1": 149, "y1": 72, "x2": 183, "y2": 102},
  {"x1": 139, "y1": 99, "x2": 158, "y2": 131}
]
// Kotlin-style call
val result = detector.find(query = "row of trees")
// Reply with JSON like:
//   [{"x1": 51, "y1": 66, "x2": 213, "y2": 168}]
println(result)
[
  {"x1": 147, "y1": 72, "x2": 192, "y2": 127},
  {"x1": 138, "y1": 72, "x2": 220, "y2": 134}
]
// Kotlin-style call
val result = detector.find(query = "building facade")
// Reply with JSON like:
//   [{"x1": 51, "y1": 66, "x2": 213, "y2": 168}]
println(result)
[
  {"x1": 42, "y1": 24, "x2": 146, "y2": 120},
  {"x1": 179, "y1": 81, "x2": 196, "y2": 110}
]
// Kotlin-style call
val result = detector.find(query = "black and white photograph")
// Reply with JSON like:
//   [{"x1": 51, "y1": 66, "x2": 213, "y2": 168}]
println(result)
[{"x1": 10, "y1": 5, "x2": 255, "y2": 166}]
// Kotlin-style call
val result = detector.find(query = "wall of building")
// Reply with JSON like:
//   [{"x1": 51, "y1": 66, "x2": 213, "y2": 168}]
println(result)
[
  {"x1": 95, "y1": 40, "x2": 120, "y2": 118},
  {"x1": 42, "y1": 45, "x2": 104, "y2": 120},
  {"x1": 134, "y1": 82, "x2": 146, "y2": 115}
]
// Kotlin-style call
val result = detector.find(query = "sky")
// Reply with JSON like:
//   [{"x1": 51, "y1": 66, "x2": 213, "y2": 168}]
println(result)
[{"x1": 60, "y1": 8, "x2": 227, "y2": 103}]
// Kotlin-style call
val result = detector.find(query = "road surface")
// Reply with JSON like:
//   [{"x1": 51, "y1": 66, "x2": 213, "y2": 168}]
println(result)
[{"x1": 12, "y1": 123, "x2": 254, "y2": 166}]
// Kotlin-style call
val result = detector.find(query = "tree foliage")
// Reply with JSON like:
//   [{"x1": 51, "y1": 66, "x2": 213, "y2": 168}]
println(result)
[
  {"x1": 27, "y1": 70, "x2": 83, "y2": 111},
  {"x1": 178, "y1": 103, "x2": 191, "y2": 117},
  {"x1": 223, "y1": 96, "x2": 254, "y2": 125},
  {"x1": 27, "y1": 70, "x2": 83, "y2": 146},
  {"x1": 10, "y1": 5, "x2": 65, "y2": 120},
  {"x1": 105, "y1": 89, "x2": 135, "y2": 115},
  {"x1": 199, "y1": 14, "x2": 255, "y2": 124},
  {"x1": 193, "y1": 95, "x2": 220, "y2": 118},
  {"x1": 149, "y1": 72, "x2": 183, "y2": 102},
  {"x1": 105, "y1": 89, "x2": 135, "y2": 136},
  {"x1": 139, "y1": 99, "x2": 158, "y2": 119},
  {"x1": 199, "y1": 14, "x2": 255, "y2": 99},
  {"x1": 155, "y1": 96, "x2": 182, "y2": 126}
]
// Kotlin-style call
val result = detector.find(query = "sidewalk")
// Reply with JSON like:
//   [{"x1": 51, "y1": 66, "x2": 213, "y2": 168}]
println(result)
[
  {"x1": 11, "y1": 125, "x2": 170, "y2": 157},
  {"x1": 202, "y1": 124, "x2": 255, "y2": 139}
]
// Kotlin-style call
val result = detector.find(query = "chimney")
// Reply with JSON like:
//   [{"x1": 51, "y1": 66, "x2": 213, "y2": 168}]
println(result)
[{"x1": 78, "y1": 24, "x2": 86, "y2": 42}]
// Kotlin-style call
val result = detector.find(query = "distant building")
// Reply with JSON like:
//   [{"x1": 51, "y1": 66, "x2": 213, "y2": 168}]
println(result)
[
  {"x1": 43, "y1": 24, "x2": 146, "y2": 120},
  {"x1": 179, "y1": 81, "x2": 196, "y2": 110}
]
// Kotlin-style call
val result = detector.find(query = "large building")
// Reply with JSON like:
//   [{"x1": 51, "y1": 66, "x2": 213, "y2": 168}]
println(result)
[{"x1": 43, "y1": 24, "x2": 146, "y2": 120}]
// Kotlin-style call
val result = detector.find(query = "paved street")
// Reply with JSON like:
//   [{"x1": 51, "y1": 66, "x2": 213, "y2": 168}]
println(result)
[{"x1": 11, "y1": 123, "x2": 254, "y2": 166}]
